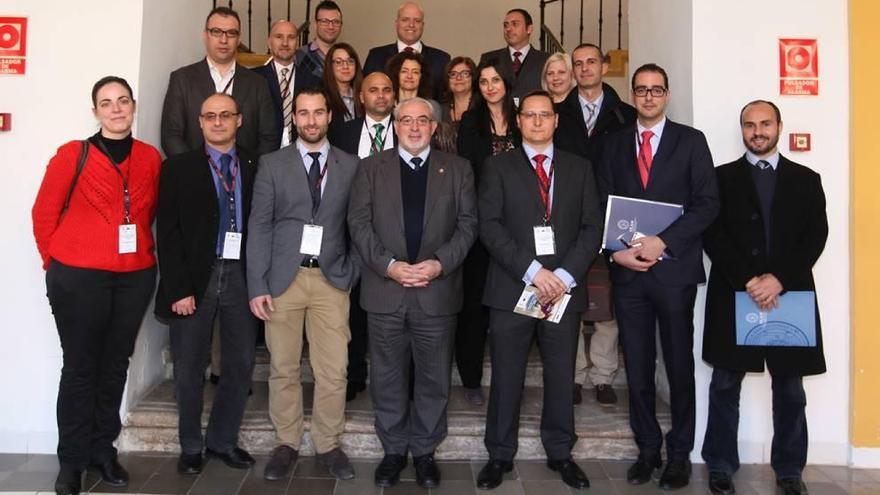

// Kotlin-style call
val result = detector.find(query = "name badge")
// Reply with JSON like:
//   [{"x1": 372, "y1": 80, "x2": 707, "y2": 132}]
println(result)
[
  {"x1": 119, "y1": 224, "x2": 137, "y2": 254},
  {"x1": 533, "y1": 225, "x2": 556, "y2": 256},
  {"x1": 223, "y1": 232, "x2": 242, "y2": 259},
  {"x1": 300, "y1": 224, "x2": 323, "y2": 256}
]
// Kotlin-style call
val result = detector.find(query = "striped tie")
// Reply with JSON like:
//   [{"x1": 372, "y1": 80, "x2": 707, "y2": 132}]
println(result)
[
  {"x1": 280, "y1": 67, "x2": 293, "y2": 142},
  {"x1": 371, "y1": 123, "x2": 386, "y2": 156}
]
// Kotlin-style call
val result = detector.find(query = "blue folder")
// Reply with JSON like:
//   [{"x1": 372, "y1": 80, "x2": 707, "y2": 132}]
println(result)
[
  {"x1": 735, "y1": 291, "x2": 817, "y2": 347},
  {"x1": 601, "y1": 195, "x2": 684, "y2": 251}
]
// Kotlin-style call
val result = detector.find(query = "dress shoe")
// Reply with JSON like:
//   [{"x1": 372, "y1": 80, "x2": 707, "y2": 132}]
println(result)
[
  {"x1": 206, "y1": 447, "x2": 255, "y2": 469},
  {"x1": 547, "y1": 458, "x2": 590, "y2": 489},
  {"x1": 626, "y1": 453, "x2": 661, "y2": 485},
  {"x1": 573, "y1": 384, "x2": 583, "y2": 405},
  {"x1": 177, "y1": 453, "x2": 203, "y2": 475},
  {"x1": 374, "y1": 454, "x2": 407, "y2": 487},
  {"x1": 658, "y1": 459, "x2": 692, "y2": 490},
  {"x1": 708, "y1": 471, "x2": 736, "y2": 494},
  {"x1": 413, "y1": 453, "x2": 441, "y2": 488},
  {"x1": 264, "y1": 445, "x2": 297, "y2": 481},
  {"x1": 90, "y1": 458, "x2": 128, "y2": 487},
  {"x1": 316, "y1": 447, "x2": 355, "y2": 480},
  {"x1": 476, "y1": 459, "x2": 513, "y2": 490},
  {"x1": 595, "y1": 384, "x2": 618, "y2": 405},
  {"x1": 464, "y1": 387, "x2": 485, "y2": 406},
  {"x1": 777, "y1": 477, "x2": 808, "y2": 495},
  {"x1": 55, "y1": 464, "x2": 82, "y2": 495},
  {"x1": 346, "y1": 381, "x2": 366, "y2": 402}
]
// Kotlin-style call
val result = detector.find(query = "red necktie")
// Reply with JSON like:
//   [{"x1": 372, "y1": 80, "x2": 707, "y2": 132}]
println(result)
[
  {"x1": 638, "y1": 130, "x2": 654, "y2": 188},
  {"x1": 403, "y1": 46, "x2": 415, "y2": 53},
  {"x1": 534, "y1": 154, "x2": 551, "y2": 217},
  {"x1": 512, "y1": 51, "x2": 523, "y2": 75}
]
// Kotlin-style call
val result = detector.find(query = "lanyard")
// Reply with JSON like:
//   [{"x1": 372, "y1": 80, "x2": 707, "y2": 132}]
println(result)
[
  {"x1": 206, "y1": 151, "x2": 240, "y2": 231},
  {"x1": 221, "y1": 73, "x2": 235, "y2": 95},
  {"x1": 95, "y1": 139, "x2": 132, "y2": 224},
  {"x1": 533, "y1": 159, "x2": 555, "y2": 224}
]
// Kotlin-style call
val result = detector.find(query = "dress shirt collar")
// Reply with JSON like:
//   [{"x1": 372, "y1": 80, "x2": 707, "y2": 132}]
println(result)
[
  {"x1": 206, "y1": 144, "x2": 238, "y2": 164},
  {"x1": 398, "y1": 146, "x2": 431, "y2": 169},
  {"x1": 295, "y1": 139, "x2": 331, "y2": 167},
  {"x1": 578, "y1": 90, "x2": 604, "y2": 110},
  {"x1": 207, "y1": 58, "x2": 236, "y2": 79},
  {"x1": 745, "y1": 150, "x2": 779, "y2": 170},
  {"x1": 272, "y1": 59, "x2": 295, "y2": 81},
  {"x1": 509, "y1": 44, "x2": 531, "y2": 60},
  {"x1": 397, "y1": 40, "x2": 424, "y2": 53},
  {"x1": 365, "y1": 114, "x2": 392, "y2": 129},
  {"x1": 637, "y1": 116, "x2": 666, "y2": 142},
  {"x1": 522, "y1": 142, "x2": 554, "y2": 170}
]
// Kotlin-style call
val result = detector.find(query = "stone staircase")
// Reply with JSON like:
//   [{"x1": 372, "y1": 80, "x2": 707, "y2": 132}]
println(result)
[{"x1": 120, "y1": 336, "x2": 670, "y2": 460}]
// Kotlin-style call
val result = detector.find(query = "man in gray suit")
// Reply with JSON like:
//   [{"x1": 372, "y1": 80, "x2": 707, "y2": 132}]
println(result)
[
  {"x1": 247, "y1": 87, "x2": 360, "y2": 481},
  {"x1": 161, "y1": 6, "x2": 279, "y2": 157},
  {"x1": 479, "y1": 8, "x2": 549, "y2": 102},
  {"x1": 348, "y1": 97, "x2": 478, "y2": 489}
]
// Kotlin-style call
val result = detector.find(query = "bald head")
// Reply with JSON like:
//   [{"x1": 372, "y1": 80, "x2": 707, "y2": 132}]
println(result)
[
  {"x1": 267, "y1": 20, "x2": 299, "y2": 64},
  {"x1": 361, "y1": 72, "x2": 396, "y2": 120},
  {"x1": 395, "y1": 1, "x2": 424, "y2": 45}
]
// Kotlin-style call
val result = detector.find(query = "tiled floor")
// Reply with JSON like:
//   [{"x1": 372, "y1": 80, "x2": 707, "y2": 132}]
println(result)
[{"x1": 1, "y1": 453, "x2": 878, "y2": 494}]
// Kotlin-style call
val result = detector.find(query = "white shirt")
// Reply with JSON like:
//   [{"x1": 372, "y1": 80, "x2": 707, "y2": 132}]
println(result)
[
  {"x1": 397, "y1": 40, "x2": 424, "y2": 53},
  {"x1": 508, "y1": 44, "x2": 531, "y2": 62},
  {"x1": 635, "y1": 116, "x2": 667, "y2": 157},
  {"x1": 357, "y1": 115, "x2": 394, "y2": 158},
  {"x1": 207, "y1": 58, "x2": 236, "y2": 94},
  {"x1": 274, "y1": 60, "x2": 296, "y2": 147}
]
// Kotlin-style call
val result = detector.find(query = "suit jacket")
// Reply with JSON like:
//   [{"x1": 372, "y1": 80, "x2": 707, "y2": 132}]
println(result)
[
  {"x1": 155, "y1": 146, "x2": 258, "y2": 319},
  {"x1": 702, "y1": 155, "x2": 828, "y2": 376},
  {"x1": 554, "y1": 83, "x2": 637, "y2": 169},
  {"x1": 328, "y1": 116, "x2": 398, "y2": 157},
  {"x1": 363, "y1": 42, "x2": 451, "y2": 101},
  {"x1": 160, "y1": 59, "x2": 280, "y2": 157},
  {"x1": 479, "y1": 46, "x2": 549, "y2": 100},
  {"x1": 598, "y1": 119, "x2": 720, "y2": 286},
  {"x1": 479, "y1": 147, "x2": 603, "y2": 311},
  {"x1": 252, "y1": 61, "x2": 312, "y2": 145},
  {"x1": 347, "y1": 148, "x2": 478, "y2": 316},
  {"x1": 246, "y1": 145, "x2": 360, "y2": 298}
]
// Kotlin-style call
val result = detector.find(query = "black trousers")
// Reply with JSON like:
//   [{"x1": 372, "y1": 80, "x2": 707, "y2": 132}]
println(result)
[
  {"x1": 614, "y1": 274, "x2": 697, "y2": 461},
  {"x1": 346, "y1": 281, "x2": 369, "y2": 385},
  {"x1": 46, "y1": 260, "x2": 156, "y2": 469},
  {"x1": 455, "y1": 242, "x2": 490, "y2": 389},
  {"x1": 484, "y1": 308, "x2": 581, "y2": 461},
  {"x1": 170, "y1": 260, "x2": 257, "y2": 455},
  {"x1": 702, "y1": 367, "x2": 808, "y2": 479}
]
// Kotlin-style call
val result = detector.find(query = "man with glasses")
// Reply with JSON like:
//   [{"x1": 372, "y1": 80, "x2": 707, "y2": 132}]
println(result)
[
  {"x1": 348, "y1": 97, "x2": 477, "y2": 489},
  {"x1": 296, "y1": 0, "x2": 343, "y2": 84},
  {"x1": 475, "y1": 90, "x2": 602, "y2": 491},
  {"x1": 363, "y1": 2, "x2": 451, "y2": 100},
  {"x1": 161, "y1": 6, "x2": 278, "y2": 157},
  {"x1": 598, "y1": 63, "x2": 719, "y2": 490},
  {"x1": 156, "y1": 93, "x2": 259, "y2": 475}
]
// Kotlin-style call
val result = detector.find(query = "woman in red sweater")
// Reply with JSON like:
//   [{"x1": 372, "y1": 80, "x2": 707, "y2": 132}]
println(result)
[{"x1": 32, "y1": 76, "x2": 161, "y2": 495}]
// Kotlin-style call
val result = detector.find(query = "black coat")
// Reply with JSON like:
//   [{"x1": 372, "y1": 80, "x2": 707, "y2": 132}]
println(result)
[
  {"x1": 328, "y1": 116, "x2": 398, "y2": 157},
  {"x1": 554, "y1": 83, "x2": 636, "y2": 170},
  {"x1": 251, "y1": 61, "x2": 312, "y2": 145},
  {"x1": 456, "y1": 107, "x2": 521, "y2": 185},
  {"x1": 702, "y1": 155, "x2": 828, "y2": 376},
  {"x1": 154, "y1": 147, "x2": 258, "y2": 319}
]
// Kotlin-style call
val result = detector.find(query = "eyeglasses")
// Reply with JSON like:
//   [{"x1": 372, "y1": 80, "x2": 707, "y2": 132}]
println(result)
[
  {"x1": 633, "y1": 86, "x2": 667, "y2": 97},
  {"x1": 200, "y1": 111, "x2": 240, "y2": 122},
  {"x1": 316, "y1": 18, "x2": 342, "y2": 27},
  {"x1": 448, "y1": 70, "x2": 472, "y2": 79},
  {"x1": 332, "y1": 58, "x2": 356, "y2": 67},
  {"x1": 206, "y1": 27, "x2": 240, "y2": 39},
  {"x1": 519, "y1": 111, "x2": 555, "y2": 120},
  {"x1": 397, "y1": 116, "x2": 432, "y2": 127}
]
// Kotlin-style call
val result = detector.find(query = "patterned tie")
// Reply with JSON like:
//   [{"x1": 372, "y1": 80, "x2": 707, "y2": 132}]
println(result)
[
  {"x1": 512, "y1": 51, "x2": 523, "y2": 76},
  {"x1": 756, "y1": 159, "x2": 771, "y2": 170},
  {"x1": 534, "y1": 154, "x2": 551, "y2": 216},
  {"x1": 638, "y1": 130, "x2": 654, "y2": 189},
  {"x1": 410, "y1": 156, "x2": 423, "y2": 169},
  {"x1": 371, "y1": 123, "x2": 386, "y2": 156},
  {"x1": 585, "y1": 102, "x2": 597, "y2": 136},
  {"x1": 403, "y1": 46, "x2": 415, "y2": 53},
  {"x1": 307, "y1": 151, "x2": 322, "y2": 212},
  {"x1": 280, "y1": 67, "x2": 293, "y2": 143}
]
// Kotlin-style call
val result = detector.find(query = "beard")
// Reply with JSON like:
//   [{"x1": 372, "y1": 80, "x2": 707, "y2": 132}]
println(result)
[{"x1": 744, "y1": 133, "x2": 779, "y2": 155}]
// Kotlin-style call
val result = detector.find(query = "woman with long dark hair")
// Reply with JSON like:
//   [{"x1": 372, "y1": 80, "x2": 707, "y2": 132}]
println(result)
[
  {"x1": 32, "y1": 76, "x2": 162, "y2": 495},
  {"x1": 386, "y1": 51, "x2": 442, "y2": 120},
  {"x1": 322, "y1": 42, "x2": 364, "y2": 137}
]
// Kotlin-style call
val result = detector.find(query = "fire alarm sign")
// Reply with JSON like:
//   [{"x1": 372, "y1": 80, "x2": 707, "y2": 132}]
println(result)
[
  {"x1": 0, "y1": 16, "x2": 27, "y2": 75},
  {"x1": 779, "y1": 38, "x2": 818, "y2": 96}
]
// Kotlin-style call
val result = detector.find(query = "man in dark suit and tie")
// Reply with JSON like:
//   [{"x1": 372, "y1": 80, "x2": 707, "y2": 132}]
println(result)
[
  {"x1": 161, "y1": 6, "x2": 279, "y2": 157},
  {"x1": 362, "y1": 1, "x2": 450, "y2": 101},
  {"x1": 156, "y1": 92, "x2": 259, "y2": 475},
  {"x1": 247, "y1": 87, "x2": 360, "y2": 482},
  {"x1": 479, "y1": 9, "x2": 549, "y2": 102},
  {"x1": 701, "y1": 100, "x2": 828, "y2": 495},
  {"x1": 475, "y1": 90, "x2": 603, "y2": 490},
  {"x1": 598, "y1": 63, "x2": 719, "y2": 490},
  {"x1": 253, "y1": 20, "x2": 311, "y2": 148},
  {"x1": 328, "y1": 71, "x2": 397, "y2": 402},
  {"x1": 347, "y1": 97, "x2": 477, "y2": 489}
]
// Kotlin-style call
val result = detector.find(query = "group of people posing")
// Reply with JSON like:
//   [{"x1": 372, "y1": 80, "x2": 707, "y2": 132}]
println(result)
[{"x1": 32, "y1": 2, "x2": 828, "y2": 495}]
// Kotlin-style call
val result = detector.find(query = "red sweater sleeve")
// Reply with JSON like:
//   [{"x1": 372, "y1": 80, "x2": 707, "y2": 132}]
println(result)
[{"x1": 32, "y1": 141, "x2": 83, "y2": 270}]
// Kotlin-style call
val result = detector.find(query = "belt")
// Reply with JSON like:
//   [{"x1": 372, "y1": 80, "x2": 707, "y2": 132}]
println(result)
[{"x1": 300, "y1": 257, "x2": 320, "y2": 268}]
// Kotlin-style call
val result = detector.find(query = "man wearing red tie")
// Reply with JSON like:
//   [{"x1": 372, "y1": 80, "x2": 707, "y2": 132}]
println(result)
[{"x1": 598, "y1": 63, "x2": 719, "y2": 490}]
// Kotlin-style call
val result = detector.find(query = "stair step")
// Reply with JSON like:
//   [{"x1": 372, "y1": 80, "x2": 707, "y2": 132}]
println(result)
[{"x1": 120, "y1": 380, "x2": 669, "y2": 460}]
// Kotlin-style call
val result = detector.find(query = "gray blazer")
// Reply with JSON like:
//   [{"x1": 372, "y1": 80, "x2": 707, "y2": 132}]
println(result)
[
  {"x1": 160, "y1": 58, "x2": 280, "y2": 157},
  {"x1": 348, "y1": 148, "x2": 478, "y2": 316},
  {"x1": 247, "y1": 145, "x2": 360, "y2": 298},
  {"x1": 479, "y1": 45, "x2": 549, "y2": 100}
]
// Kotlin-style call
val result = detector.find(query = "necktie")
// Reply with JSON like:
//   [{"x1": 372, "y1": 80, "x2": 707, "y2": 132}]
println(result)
[
  {"x1": 371, "y1": 123, "x2": 386, "y2": 156},
  {"x1": 280, "y1": 67, "x2": 293, "y2": 143},
  {"x1": 410, "y1": 156, "x2": 423, "y2": 169},
  {"x1": 512, "y1": 51, "x2": 523, "y2": 76},
  {"x1": 637, "y1": 130, "x2": 654, "y2": 189},
  {"x1": 585, "y1": 102, "x2": 597, "y2": 136},
  {"x1": 307, "y1": 151, "x2": 322, "y2": 212},
  {"x1": 403, "y1": 46, "x2": 415, "y2": 53},
  {"x1": 756, "y1": 159, "x2": 771, "y2": 170},
  {"x1": 218, "y1": 154, "x2": 234, "y2": 246},
  {"x1": 534, "y1": 154, "x2": 551, "y2": 216}
]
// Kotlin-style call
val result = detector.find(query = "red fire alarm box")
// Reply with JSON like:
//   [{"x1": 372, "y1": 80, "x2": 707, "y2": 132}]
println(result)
[
  {"x1": 789, "y1": 133, "x2": 811, "y2": 152},
  {"x1": 0, "y1": 113, "x2": 11, "y2": 131}
]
